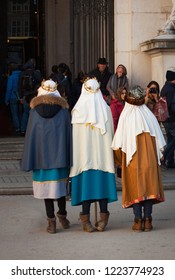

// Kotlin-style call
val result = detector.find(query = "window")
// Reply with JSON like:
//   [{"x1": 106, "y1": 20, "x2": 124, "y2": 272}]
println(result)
[
  {"x1": 24, "y1": 20, "x2": 29, "y2": 36},
  {"x1": 8, "y1": 0, "x2": 32, "y2": 37}
]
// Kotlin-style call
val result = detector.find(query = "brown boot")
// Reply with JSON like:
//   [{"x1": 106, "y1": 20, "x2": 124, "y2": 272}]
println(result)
[
  {"x1": 57, "y1": 212, "x2": 70, "y2": 229},
  {"x1": 79, "y1": 213, "x2": 95, "y2": 233},
  {"x1": 144, "y1": 218, "x2": 153, "y2": 231},
  {"x1": 132, "y1": 218, "x2": 143, "y2": 232},
  {"x1": 47, "y1": 217, "x2": 56, "y2": 233},
  {"x1": 95, "y1": 212, "x2": 110, "y2": 232}
]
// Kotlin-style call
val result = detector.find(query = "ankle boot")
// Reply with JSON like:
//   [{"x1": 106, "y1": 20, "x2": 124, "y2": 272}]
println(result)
[
  {"x1": 132, "y1": 218, "x2": 143, "y2": 232},
  {"x1": 47, "y1": 217, "x2": 56, "y2": 233},
  {"x1": 57, "y1": 212, "x2": 70, "y2": 229},
  {"x1": 144, "y1": 217, "x2": 153, "y2": 231},
  {"x1": 79, "y1": 213, "x2": 95, "y2": 232},
  {"x1": 95, "y1": 212, "x2": 110, "y2": 231}
]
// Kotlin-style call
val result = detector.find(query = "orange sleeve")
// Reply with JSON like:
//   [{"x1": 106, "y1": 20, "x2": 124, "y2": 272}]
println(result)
[{"x1": 113, "y1": 149, "x2": 122, "y2": 167}]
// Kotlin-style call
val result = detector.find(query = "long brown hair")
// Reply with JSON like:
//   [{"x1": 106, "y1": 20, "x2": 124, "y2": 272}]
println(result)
[
  {"x1": 116, "y1": 64, "x2": 127, "y2": 75},
  {"x1": 116, "y1": 86, "x2": 128, "y2": 100}
]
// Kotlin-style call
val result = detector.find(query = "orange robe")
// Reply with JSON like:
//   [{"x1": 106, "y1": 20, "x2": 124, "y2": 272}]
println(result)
[{"x1": 114, "y1": 132, "x2": 164, "y2": 208}]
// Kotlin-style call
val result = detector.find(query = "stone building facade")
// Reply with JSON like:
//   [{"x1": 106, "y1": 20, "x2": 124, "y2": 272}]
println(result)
[
  {"x1": 1, "y1": 0, "x2": 174, "y2": 90},
  {"x1": 45, "y1": 0, "x2": 173, "y2": 89}
]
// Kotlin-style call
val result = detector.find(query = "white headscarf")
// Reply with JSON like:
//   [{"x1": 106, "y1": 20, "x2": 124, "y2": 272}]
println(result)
[
  {"x1": 111, "y1": 102, "x2": 166, "y2": 166},
  {"x1": 37, "y1": 80, "x2": 61, "y2": 97},
  {"x1": 71, "y1": 77, "x2": 108, "y2": 134}
]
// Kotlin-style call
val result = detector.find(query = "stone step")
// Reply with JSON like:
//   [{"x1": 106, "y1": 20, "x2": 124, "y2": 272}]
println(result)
[
  {"x1": 0, "y1": 137, "x2": 24, "y2": 160},
  {"x1": 0, "y1": 160, "x2": 32, "y2": 195}
]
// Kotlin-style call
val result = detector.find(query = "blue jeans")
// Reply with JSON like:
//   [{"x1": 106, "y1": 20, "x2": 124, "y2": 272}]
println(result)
[
  {"x1": 163, "y1": 136, "x2": 175, "y2": 164},
  {"x1": 9, "y1": 99, "x2": 21, "y2": 130},
  {"x1": 163, "y1": 122, "x2": 175, "y2": 165},
  {"x1": 21, "y1": 99, "x2": 30, "y2": 132},
  {"x1": 133, "y1": 200, "x2": 153, "y2": 219}
]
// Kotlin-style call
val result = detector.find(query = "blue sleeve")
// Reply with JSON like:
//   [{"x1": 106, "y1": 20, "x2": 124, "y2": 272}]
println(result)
[{"x1": 5, "y1": 76, "x2": 13, "y2": 104}]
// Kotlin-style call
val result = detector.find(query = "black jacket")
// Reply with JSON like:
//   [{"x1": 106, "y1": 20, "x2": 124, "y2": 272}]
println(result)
[
  {"x1": 160, "y1": 81, "x2": 175, "y2": 123},
  {"x1": 89, "y1": 67, "x2": 112, "y2": 96}
]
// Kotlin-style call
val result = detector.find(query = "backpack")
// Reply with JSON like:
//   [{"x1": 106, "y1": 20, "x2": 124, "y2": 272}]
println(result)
[{"x1": 21, "y1": 69, "x2": 36, "y2": 94}]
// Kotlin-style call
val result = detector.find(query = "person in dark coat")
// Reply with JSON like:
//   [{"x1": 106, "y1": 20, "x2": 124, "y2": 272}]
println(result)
[
  {"x1": 58, "y1": 63, "x2": 73, "y2": 110},
  {"x1": 18, "y1": 58, "x2": 42, "y2": 135},
  {"x1": 71, "y1": 70, "x2": 86, "y2": 108},
  {"x1": 89, "y1": 58, "x2": 112, "y2": 102},
  {"x1": 48, "y1": 65, "x2": 64, "y2": 84},
  {"x1": 5, "y1": 63, "x2": 22, "y2": 135},
  {"x1": 160, "y1": 69, "x2": 175, "y2": 168},
  {"x1": 21, "y1": 80, "x2": 72, "y2": 234}
]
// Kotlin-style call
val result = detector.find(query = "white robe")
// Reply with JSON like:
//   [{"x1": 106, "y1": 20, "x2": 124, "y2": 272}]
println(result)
[{"x1": 70, "y1": 106, "x2": 115, "y2": 177}]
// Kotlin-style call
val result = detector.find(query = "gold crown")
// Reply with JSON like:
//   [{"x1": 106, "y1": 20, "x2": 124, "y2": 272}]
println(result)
[
  {"x1": 84, "y1": 77, "x2": 100, "y2": 93},
  {"x1": 41, "y1": 80, "x2": 58, "y2": 92}
]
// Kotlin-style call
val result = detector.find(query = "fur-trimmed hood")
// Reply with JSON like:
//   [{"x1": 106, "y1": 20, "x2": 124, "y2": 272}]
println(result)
[
  {"x1": 30, "y1": 95, "x2": 69, "y2": 119},
  {"x1": 30, "y1": 94, "x2": 69, "y2": 109}
]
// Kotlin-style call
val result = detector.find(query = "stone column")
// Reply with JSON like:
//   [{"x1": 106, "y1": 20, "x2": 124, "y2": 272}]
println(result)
[
  {"x1": 44, "y1": 0, "x2": 71, "y2": 77},
  {"x1": 45, "y1": 0, "x2": 57, "y2": 76}
]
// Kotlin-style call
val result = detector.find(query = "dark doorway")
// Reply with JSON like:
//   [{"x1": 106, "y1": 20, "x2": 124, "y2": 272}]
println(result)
[
  {"x1": 0, "y1": 0, "x2": 45, "y2": 137},
  {"x1": 70, "y1": 0, "x2": 114, "y2": 78},
  {"x1": 7, "y1": 0, "x2": 45, "y2": 71}
]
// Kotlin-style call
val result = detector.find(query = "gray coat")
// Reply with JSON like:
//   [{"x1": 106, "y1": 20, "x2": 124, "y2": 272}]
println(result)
[{"x1": 21, "y1": 95, "x2": 72, "y2": 171}]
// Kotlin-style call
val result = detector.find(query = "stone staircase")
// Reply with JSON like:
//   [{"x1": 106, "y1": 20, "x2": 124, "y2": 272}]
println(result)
[
  {"x1": 0, "y1": 137, "x2": 24, "y2": 160},
  {"x1": 0, "y1": 137, "x2": 32, "y2": 195}
]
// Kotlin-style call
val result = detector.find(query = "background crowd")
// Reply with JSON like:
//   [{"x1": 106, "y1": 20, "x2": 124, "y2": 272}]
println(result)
[
  {"x1": 1, "y1": 56, "x2": 174, "y2": 233},
  {"x1": 0, "y1": 57, "x2": 175, "y2": 169}
]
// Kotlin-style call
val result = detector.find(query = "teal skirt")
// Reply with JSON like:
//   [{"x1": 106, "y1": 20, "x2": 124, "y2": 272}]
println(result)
[
  {"x1": 33, "y1": 168, "x2": 69, "y2": 181},
  {"x1": 71, "y1": 169, "x2": 118, "y2": 206}
]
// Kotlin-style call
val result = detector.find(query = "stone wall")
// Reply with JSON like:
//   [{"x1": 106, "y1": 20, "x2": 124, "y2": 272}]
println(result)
[{"x1": 114, "y1": 0, "x2": 172, "y2": 89}]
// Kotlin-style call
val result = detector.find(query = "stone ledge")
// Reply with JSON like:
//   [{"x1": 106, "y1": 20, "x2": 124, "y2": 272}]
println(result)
[
  {"x1": 140, "y1": 34, "x2": 175, "y2": 53},
  {"x1": 0, "y1": 188, "x2": 33, "y2": 195}
]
